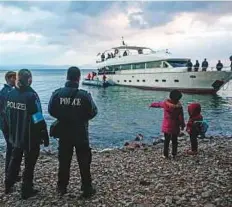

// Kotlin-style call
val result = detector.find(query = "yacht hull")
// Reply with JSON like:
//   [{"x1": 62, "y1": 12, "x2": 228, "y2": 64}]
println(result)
[{"x1": 98, "y1": 71, "x2": 232, "y2": 94}]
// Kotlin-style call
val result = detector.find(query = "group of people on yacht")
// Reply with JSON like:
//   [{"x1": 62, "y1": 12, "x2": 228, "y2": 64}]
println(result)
[
  {"x1": 100, "y1": 48, "x2": 131, "y2": 62},
  {"x1": 187, "y1": 58, "x2": 230, "y2": 72}
]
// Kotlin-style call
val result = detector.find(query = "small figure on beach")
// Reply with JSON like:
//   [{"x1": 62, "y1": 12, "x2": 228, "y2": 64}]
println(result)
[
  {"x1": 124, "y1": 133, "x2": 146, "y2": 150},
  {"x1": 186, "y1": 103, "x2": 208, "y2": 155},
  {"x1": 149, "y1": 90, "x2": 185, "y2": 158},
  {"x1": 3, "y1": 69, "x2": 49, "y2": 199},
  {"x1": 48, "y1": 67, "x2": 98, "y2": 198}
]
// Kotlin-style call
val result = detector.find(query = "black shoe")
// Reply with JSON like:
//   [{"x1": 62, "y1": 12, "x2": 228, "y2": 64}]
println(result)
[
  {"x1": 4, "y1": 181, "x2": 13, "y2": 195},
  {"x1": 57, "y1": 187, "x2": 67, "y2": 196},
  {"x1": 5, "y1": 186, "x2": 13, "y2": 195},
  {"x1": 21, "y1": 189, "x2": 39, "y2": 200},
  {"x1": 15, "y1": 176, "x2": 21, "y2": 182},
  {"x1": 80, "y1": 187, "x2": 96, "y2": 199}
]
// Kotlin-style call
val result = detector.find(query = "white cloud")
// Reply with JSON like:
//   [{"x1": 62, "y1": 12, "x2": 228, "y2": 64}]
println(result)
[{"x1": 0, "y1": 2, "x2": 231, "y2": 68}]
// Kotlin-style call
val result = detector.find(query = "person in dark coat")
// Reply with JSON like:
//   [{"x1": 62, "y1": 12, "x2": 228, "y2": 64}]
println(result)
[
  {"x1": 123, "y1": 51, "x2": 128, "y2": 56},
  {"x1": 194, "y1": 60, "x2": 200, "y2": 72},
  {"x1": 48, "y1": 66, "x2": 98, "y2": 198},
  {"x1": 216, "y1": 60, "x2": 223, "y2": 71},
  {"x1": 187, "y1": 60, "x2": 193, "y2": 72},
  {"x1": 201, "y1": 58, "x2": 208, "y2": 71},
  {"x1": 0, "y1": 71, "x2": 17, "y2": 178},
  {"x1": 229, "y1": 55, "x2": 232, "y2": 70},
  {"x1": 101, "y1": 53, "x2": 105, "y2": 62},
  {"x1": 3, "y1": 69, "x2": 49, "y2": 199}
]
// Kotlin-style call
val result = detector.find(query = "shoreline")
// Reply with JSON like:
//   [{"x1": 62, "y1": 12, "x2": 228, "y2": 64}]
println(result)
[{"x1": 0, "y1": 136, "x2": 232, "y2": 206}]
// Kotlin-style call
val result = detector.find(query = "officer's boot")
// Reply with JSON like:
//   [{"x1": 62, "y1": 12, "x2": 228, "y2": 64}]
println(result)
[
  {"x1": 56, "y1": 184, "x2": 67, "y2": 196},
  {"x1": 80, "y1": 184, "x2": 96, "y2": 199},
  {"x1": 21, "y1": 183, "x2": 39, "y2": 200},
  {"x1": 4, "y1": 180, "x2": 13, "y2": 194}
]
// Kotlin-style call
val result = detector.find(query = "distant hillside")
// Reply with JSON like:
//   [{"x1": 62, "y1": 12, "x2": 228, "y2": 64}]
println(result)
[{"x1": 0, "y1": 64, "x2": 96, "y2": 70}]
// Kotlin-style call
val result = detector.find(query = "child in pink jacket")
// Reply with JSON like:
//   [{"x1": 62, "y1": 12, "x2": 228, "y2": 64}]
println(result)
[{"x1": 150, "y1": 90, "x2": 185, "y2": 158}]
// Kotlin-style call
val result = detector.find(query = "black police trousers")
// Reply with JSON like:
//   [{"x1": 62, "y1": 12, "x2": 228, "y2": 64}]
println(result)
[
  {"x1": 57, "y1": 137, "x2": 92, "y2": 190},
  {"x1": 164, "y1": 133, "x2": 178, "y2": 157},
  {"x1": 5, "y1": 145, "x2": 40, "y2": 189},
  {"x1": 2, "y1": 131, "x2": 13, "y2": 175}
]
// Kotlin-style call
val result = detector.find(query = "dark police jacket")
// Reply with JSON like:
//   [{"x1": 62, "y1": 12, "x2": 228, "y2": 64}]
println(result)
[
  {"x1": 0, "y1": 84, "x2": 14, "y2": 132},
  {"x1": 48, "y1": 81, "x2": 98, "y2": 146},
  {"x1": 3, "y1": 86, "x2": 49, "y2": 150}
]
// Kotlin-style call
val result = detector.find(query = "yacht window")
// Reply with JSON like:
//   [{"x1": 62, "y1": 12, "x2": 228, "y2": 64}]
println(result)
[
  {"x1": 146, "y1": 61, "x2": 162, "y2": 68},
  {"x1": 132, "y1": 63, "x2": 145, "y2": 70},
  {"x1": 137, "y1": 80, "x2": 140, "y2": 82},
  {"x1": 142, "y1": 80, "x2": 146, "y2": 82},
  {"x1": 129, "y1": 80, "x2": 132, "y2": 82},
  {"x1": 162, "y1": 80, "x2": 166, "y2": 82},
  {"x1": 124, "y1": 80, "x2": 127, "y2": 82},
  {"x1": 167, "y1": 60, "x2": 188, "y2": 67},
  {"x1": 121, "y1": 64, "x2": 131, "y2": 70},
  {"x1": 117, "y1": 80, "x2": 120, "y2": 83},
  {"x1": 174, "y1": 80, "x2": 179, "y2": 82},
  {"x1": 155, "y1": 79, "x2": 159, "y2": 82},
  {"x1": 190, "y1": 75, "x2": 196, "y2": 78}
]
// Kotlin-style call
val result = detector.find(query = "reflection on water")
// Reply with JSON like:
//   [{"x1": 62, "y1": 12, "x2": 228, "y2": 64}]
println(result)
[{"x1": 0, "y1": 69, "x2": 232, "y2": 151}]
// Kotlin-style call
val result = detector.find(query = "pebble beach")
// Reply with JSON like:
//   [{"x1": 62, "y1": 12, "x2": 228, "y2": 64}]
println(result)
[{"x1": 0, "y1": 136, "x2": 232, "y2": 207}]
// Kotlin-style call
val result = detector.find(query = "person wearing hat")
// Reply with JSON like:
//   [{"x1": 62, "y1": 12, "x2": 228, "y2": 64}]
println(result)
[
  {"x1": 48, "y1": 66, "x2": 97, "y2": 198},
  {"x1": 3, "y1": 69, "x2": 49, "y2": 199},
  {"x1": 0, "y1": 71, "x2": 17, "y2": 179}
]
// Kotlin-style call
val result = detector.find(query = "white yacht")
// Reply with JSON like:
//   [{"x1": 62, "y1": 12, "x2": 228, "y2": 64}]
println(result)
[{"x1": 91, "y1": 40, "x2": 232, "y2": 94}]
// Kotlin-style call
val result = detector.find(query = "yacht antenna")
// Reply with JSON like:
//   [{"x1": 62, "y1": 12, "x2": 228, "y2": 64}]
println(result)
[{"x1": 122, "y1": 36, "x2": 126, "y2": 46}]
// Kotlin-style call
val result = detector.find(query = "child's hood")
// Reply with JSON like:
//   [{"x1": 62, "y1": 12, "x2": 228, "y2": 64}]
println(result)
[{"x1": 188, "y1": 103, "x2": 201, "y2": 117}]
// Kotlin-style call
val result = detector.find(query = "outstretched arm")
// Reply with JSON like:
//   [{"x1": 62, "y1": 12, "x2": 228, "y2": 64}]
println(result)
[{"x1": 149, "y1": 101, "x2": 164, "y2": 108}]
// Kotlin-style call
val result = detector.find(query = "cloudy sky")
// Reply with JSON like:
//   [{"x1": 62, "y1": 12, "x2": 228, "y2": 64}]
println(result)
[{"x1": 0, "y1": 1, "x2": 232, "y2": 68}]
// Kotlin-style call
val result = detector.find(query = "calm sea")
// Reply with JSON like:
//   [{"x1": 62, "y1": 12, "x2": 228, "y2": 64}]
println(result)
[{"x1": 1, "y1": 69, "x2": 232, "y2": 151}]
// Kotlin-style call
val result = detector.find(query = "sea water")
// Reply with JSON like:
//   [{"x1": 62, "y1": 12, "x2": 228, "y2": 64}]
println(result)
[{"x1": 0, "y1": 69, "x2": 232, "y2": 152}]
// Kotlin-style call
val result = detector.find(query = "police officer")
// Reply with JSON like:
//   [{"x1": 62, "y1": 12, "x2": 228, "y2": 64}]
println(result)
[
  {"x1": 48, "y1": 66, "x2": 97, "y2": 198},
  {"x1": 0, "y1": 71, "x2": 17, "y2": 177},
  {"x1": 3, "y1": 69, "x2": 49, "y2": 199}
]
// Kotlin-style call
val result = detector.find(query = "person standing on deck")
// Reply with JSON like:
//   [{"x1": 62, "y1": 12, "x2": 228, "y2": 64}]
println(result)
[
  {"x1": 230, "y1": 55, "x2": 232, "y2": 70},
  {"x1": 194, "y1": 60, "x2": 200, "y2": 72},
  {"x1": 187, "y1": 60, "x2": 193, "y2": 72},
  {"x1": 216, "y1": 60, "x2": 223, "y2": 71},
  {"x1": 202, "y1": 58, "x2": 208, "y2": 71}
]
